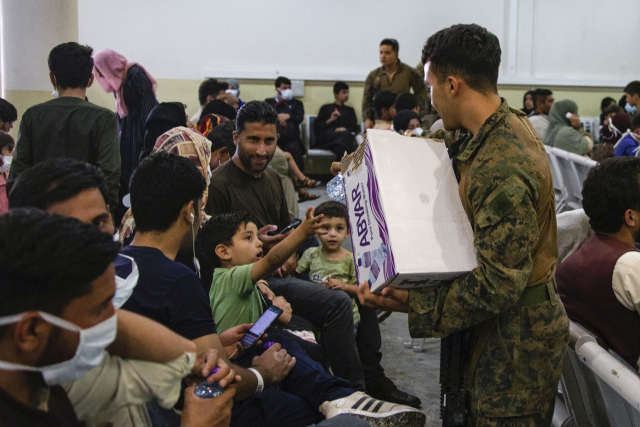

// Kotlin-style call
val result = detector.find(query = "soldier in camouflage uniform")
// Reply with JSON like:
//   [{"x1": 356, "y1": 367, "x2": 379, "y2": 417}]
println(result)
[{"x1": 358, "y1": 24, "x2": 569, "y2": 426}]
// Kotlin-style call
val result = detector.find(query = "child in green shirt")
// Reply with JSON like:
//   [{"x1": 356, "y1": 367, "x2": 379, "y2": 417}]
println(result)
[
  {"x1": 200, "y1": 207, "x2": 326, "y2": 333},
  {"x1": 296, "y1": 201, "x2": 361, "y2": 327}
]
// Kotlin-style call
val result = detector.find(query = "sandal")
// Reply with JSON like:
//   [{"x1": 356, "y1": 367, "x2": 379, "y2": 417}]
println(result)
[
  {"x1": 295, "y1": 176, "x2": 321, "y2": 189},
  {"x1": 297, "y1": 189, "x2": 320, "y2": 202}
]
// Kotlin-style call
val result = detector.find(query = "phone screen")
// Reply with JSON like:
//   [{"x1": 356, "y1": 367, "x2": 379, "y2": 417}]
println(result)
[{"x1": 240, "y1": 306, "x2": 283, "y2": 350}]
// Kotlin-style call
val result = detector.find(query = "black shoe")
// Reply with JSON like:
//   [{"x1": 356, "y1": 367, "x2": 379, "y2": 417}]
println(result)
[{"x1": 367, "y1": 379, "x2": 422, "y2": 408}]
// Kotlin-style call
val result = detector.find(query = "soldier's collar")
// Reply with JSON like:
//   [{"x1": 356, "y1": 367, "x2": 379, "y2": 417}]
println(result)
[{"x1": 457, "y1": 98, "x2": 509, "y2": 162}]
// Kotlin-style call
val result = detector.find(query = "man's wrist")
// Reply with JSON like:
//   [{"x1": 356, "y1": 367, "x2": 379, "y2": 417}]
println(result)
[{"x1": 248, "y1": 367, "x2": 265, "y2": 393}]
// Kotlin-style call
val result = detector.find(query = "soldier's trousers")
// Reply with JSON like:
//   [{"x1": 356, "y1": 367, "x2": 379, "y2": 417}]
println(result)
[{"x1": 468, "y1": 281, "x2": 570, "y2": 427}]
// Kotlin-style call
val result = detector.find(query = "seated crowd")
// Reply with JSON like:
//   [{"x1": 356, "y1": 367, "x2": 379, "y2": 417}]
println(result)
[{"x1": 1, "y1": 27, "x2": 640, "y2": 427}]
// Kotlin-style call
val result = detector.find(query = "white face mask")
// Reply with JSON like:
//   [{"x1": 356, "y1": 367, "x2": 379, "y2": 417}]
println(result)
[
  {"x1": 0, "y1": 311, "x2": 117, "y2": 385},
  {"x1": 412, "y1": 127, "x2": 424, "y2": 137},
  {"x1": 51, "y1": 88, "x2": 59, "y2": 98},
  {"x1": 0, "y1": 155, "x2": 11, "y2": 174},
  {"x1": 113, "y1": 254, "x2": 139, "y2": 309},
  {"x1": 226, "y1": 89, "x2": 239, "y2": 97},
  {"x1": 279, "y1": 88, "x2": 293, "y2": 100}
]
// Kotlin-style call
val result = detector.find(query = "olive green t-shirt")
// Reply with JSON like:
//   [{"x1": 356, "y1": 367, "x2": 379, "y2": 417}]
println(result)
[
  {"x1": 209, "y1": 264, "x2": 265, "y2": 333},
  {"x1": 296, "y1": 247, "x2": 360, "y2": 324}
]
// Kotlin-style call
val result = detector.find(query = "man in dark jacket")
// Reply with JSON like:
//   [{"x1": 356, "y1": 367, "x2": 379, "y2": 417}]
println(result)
[
  {"x1": 265, "y1": 76, "x2": 305, "y2": 170},
  {"x1": 314, "y1": 82, "x2": 358, "y2": 159}
]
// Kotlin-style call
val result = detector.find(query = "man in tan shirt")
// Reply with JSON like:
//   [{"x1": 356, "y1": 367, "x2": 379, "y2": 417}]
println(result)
[{"x1": 362, "y1": 39, "x2": 426, "y2": 129}]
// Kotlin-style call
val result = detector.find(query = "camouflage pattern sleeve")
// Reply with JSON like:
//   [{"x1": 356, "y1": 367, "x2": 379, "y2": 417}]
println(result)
[
  {"x1": 362, "y1": 70, "x2": 377, "y2": 123},
  {"x1": 408, "y1": 163, "x2": 541, "y2": 338},
  {"x1": 410, "y1": 68, "x2": 427, "y2": 116},
  {"x1": 420, "y1": 129, "x2": 458, "y2": 148}
]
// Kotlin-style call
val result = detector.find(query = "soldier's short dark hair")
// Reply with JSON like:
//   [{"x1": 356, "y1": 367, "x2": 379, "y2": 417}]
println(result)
[
  {"x1": 48, "y1": 42, "x2": 94, "y2": 89},
  {"x1": 333, "y1": 81, "x2": 349, "y2": 94},
  {"x1": 421, "y1": 24, "x2": 501, "y2": 95},
  {"x1": 275, "y1": 76, "x2": 291, "y2": 88},
  {"x1": 624, "y1": 81, "x2": 640, "y2": 96},
  {"x1": 0, "y1": 99, "x2": 17, "y2": 122},
  {"x1": 380, "y1": 38, "x2": 399, "y2": 54},
  {"x1": 582, "y1": 157, "x2": 640, "y2": 233},
  {"x1": 374, "y1": 91, "x2": 396, "y2": 118}
]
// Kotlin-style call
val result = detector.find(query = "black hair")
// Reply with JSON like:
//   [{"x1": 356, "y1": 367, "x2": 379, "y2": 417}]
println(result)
[
  {"x1": 0, "y1": 132, "x2": 14, "y2": 154},
  {"x1": 199, "y1": 212, "x2": 255, "y2": 267},
  {"x1": 198, "y1": 78, "x2": 222, "y2": 106},
  {"x1": 275, "y1": 76, "x2": 292, "y2": 88},
  {"x1": 0, "y1": 208, "x2": 121, "y2": 320},
  {"x1": 601, "y1": 97, "x2": 617, "y2": 112},
  {"x1": 47, "y1": 42, "x2": 94, "y2": 89},
  {"x1": 207, "y1": 120, "x2": 236, "y2": 156},
  {"x1": 534, "y1": 89, "x2": 553, "y2": 106},
  {"x1": 624, "y1": 81, "x2": 640, "y2": 97},
  {"x1": 333, "y1": 81, "x2": 349, "y2": 94},
  {"x1": 380, "y1": 38, "x2": 399, "y2": 54},
  {"x1": 200, "y1": 99, "x2": 237, "y2": 121},
  {"x1": 631, "y1": 114, "x2": 640, "y2": 132},
  {"x1": 236, "y1": 100, "x2": 279, "y2": 134},
  {"x1": 422, "y1": 24, "x2": 501, "y2": 95},
  {"x1": 374, "y1": 91, "x2": 396, "y2": 118},
  {"x1": 9, "y1": 158, "x2": 109, "y2": 211},
  {"x1": 0, "y1": 99, "x2": 17, "y2": 122},
  {"x1": 582, "y1": 157, "x2": 640, "y2": 233},
  {"x1": 394, "y1": 93, "x2": 418, "y2": 113},
  {"x1": 315, "y1": 201, "x2": 348, "y2": 224},
  {"x1": 129, "y1": 151, "x2": 206, "y2": 233},
  {"x1": 604, "y1": 104, "x2": 623, "y2": 117},
  {"x1": 393, "y1": 110, "x2": 420, "y2": 132}
]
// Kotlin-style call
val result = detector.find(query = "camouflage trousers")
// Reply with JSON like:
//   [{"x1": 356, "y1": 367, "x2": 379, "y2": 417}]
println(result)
[{"x1": 468, "y1": 281, "x2": 569, "y2": 427}]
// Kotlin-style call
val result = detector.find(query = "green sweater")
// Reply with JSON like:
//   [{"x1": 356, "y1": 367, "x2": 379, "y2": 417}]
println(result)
[{"x1": 7, "y1": 97, "x2": 120, "y2": 214}]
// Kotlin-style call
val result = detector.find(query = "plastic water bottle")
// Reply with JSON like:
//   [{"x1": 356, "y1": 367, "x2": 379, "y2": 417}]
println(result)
[
  {"x1": 194, "y1": 366, "x2": 224, "y2": 399},
  {"x1": 194, "y1": 380, "x2": 224, "y2": 398},
  {"x1": 357, "y1": 244, "x2": 388, "y2": 283},
  {"x1": 327, "y1": 174, "x2": 345, "y2": 202}
]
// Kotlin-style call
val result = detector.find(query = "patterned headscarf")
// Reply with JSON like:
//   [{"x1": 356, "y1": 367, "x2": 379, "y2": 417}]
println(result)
[
  {"x1": 196, "y1": 113, "x2": 229, "y2": 138},
  {"x1": 119, "y1": 127, "x2": 212, "y2": 244}
]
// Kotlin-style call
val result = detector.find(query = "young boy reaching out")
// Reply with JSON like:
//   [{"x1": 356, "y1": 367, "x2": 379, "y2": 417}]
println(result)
[
  {"x1": 201, "y1": 206, "x2": 327, "y2": 333},
  {"x1": 296, "y1": 201, "x2": 361, "y2": 327}
]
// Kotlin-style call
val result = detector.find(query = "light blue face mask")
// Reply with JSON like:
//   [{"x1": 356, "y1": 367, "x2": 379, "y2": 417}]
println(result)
[{"x1": 625, "y1": 104, "x2": 637, "y2": 114}]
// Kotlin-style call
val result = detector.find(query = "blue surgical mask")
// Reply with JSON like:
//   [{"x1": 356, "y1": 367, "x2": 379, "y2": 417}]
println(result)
[{"x1": 625, "y1": 104, "x2": 637, "y2": 114}]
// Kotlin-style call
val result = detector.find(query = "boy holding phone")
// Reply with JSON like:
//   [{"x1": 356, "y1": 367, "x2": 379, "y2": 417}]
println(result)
[
  {"x1": 203, "y1": 206, "x2": 326, "y2": 333},
  {"x1": 201, "y1": 208, "x2": 425, "y2": 426}
]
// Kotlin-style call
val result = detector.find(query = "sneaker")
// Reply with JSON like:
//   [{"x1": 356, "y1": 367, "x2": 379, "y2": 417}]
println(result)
[{"x1": 320, "y1": 392, "x2": 426, "y2": 427}]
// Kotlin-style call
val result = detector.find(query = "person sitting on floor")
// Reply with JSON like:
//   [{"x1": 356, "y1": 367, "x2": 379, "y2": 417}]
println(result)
[
  {"x1": 314, "y1": 82, "x2": 358, "y2": 159},
  {"x1": 394, "y1": 93, "x2": 419, "y2": 115},
  {"x1": 392, "y1": 110, "x2": 422, "y2": 136},
  {"x1": 372, "y1": 91, "x2": 397, "y2": 130},
  {"x1": 556, "y1": 157, "x2": 640, "y2": 371}
]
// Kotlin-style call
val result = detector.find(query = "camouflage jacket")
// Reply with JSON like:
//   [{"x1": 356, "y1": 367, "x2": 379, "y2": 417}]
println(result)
[
  {"x1": 362, "y1": 60, "x2": 426, "y2": 122},
  {"x1": 408, "y1": 99, "x2": 558, "y2": 338}
]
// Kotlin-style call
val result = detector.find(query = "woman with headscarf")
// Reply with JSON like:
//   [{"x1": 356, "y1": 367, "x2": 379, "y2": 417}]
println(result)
[
  {"x1": 543, "y1": 99, "x2": 593, "y2": 156},
  {"x1": 139, "y1": 102, "x2": 188, "y2": 162},
  {"x1": 226, "y1": 78, "x2": 244, "y2": 108},
  {"x1": 522, "y1": 90, "x2": 535, "y2": 115},
  {"x1": 93, "y1": 48, "x2": 159, "y2": 223},
  {"x1": 119, "y1": 127, "x2": 211, "y2": 246}
]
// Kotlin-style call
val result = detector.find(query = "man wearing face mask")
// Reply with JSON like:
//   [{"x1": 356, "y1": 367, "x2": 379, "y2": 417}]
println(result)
[
  {"x1": 624, "y1": 80, "x2": 640, "y2": 117},
  {"x1": 0, "y1": 209, "x2": 238, "y2": 427},
  {"x1": 265, "y1": 76, "x2": 306, "y2": 170},
  {"x1": 6, "y1": 42, "x2": 120, "y2": 219},
  {"x1": 0, "y1": 132, "x2": 14, "y2": 215}
]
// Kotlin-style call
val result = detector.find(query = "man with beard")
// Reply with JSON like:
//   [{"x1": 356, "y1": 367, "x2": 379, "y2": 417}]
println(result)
[
  {"x1": 206, "y1": 101, "x2": 420, "y2": 406},
  {"x1": 556, "y1": 157, "x2": 640, "y2": 372}
]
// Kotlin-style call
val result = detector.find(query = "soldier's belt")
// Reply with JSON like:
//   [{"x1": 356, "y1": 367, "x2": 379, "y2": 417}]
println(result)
[{"x1": 517, "y1": 281, "x2": 552, "y2": 308}]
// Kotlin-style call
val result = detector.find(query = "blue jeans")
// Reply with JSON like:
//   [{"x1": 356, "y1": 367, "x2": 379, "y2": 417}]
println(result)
[{"x1": 230, "y1": 327, "x2": 353, "y2": 427}]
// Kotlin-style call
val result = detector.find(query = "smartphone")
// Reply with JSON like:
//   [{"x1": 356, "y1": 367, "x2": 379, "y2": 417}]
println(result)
[
  {"x1": 267, "y1": 219, "x2": 301, "y2": 236},
  {"x1": 240, "y1": 306, "x2": 283, "y2": 350}
]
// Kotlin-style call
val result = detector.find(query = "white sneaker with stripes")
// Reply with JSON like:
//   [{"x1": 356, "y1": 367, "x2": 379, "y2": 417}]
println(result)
[{"x1": 319, "y1": 391, "x2": 426, "y2": 427}]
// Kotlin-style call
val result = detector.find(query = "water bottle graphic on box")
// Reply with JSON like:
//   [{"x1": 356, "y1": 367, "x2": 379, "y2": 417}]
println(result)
[{"x1": 358, "y1": 243, "x2": 388, "y2": 284}]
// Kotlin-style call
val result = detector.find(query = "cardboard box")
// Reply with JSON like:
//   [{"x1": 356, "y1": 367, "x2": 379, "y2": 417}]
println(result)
[{"x1": 340, "y1": 129, "x2": 477, "y2": 293}]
